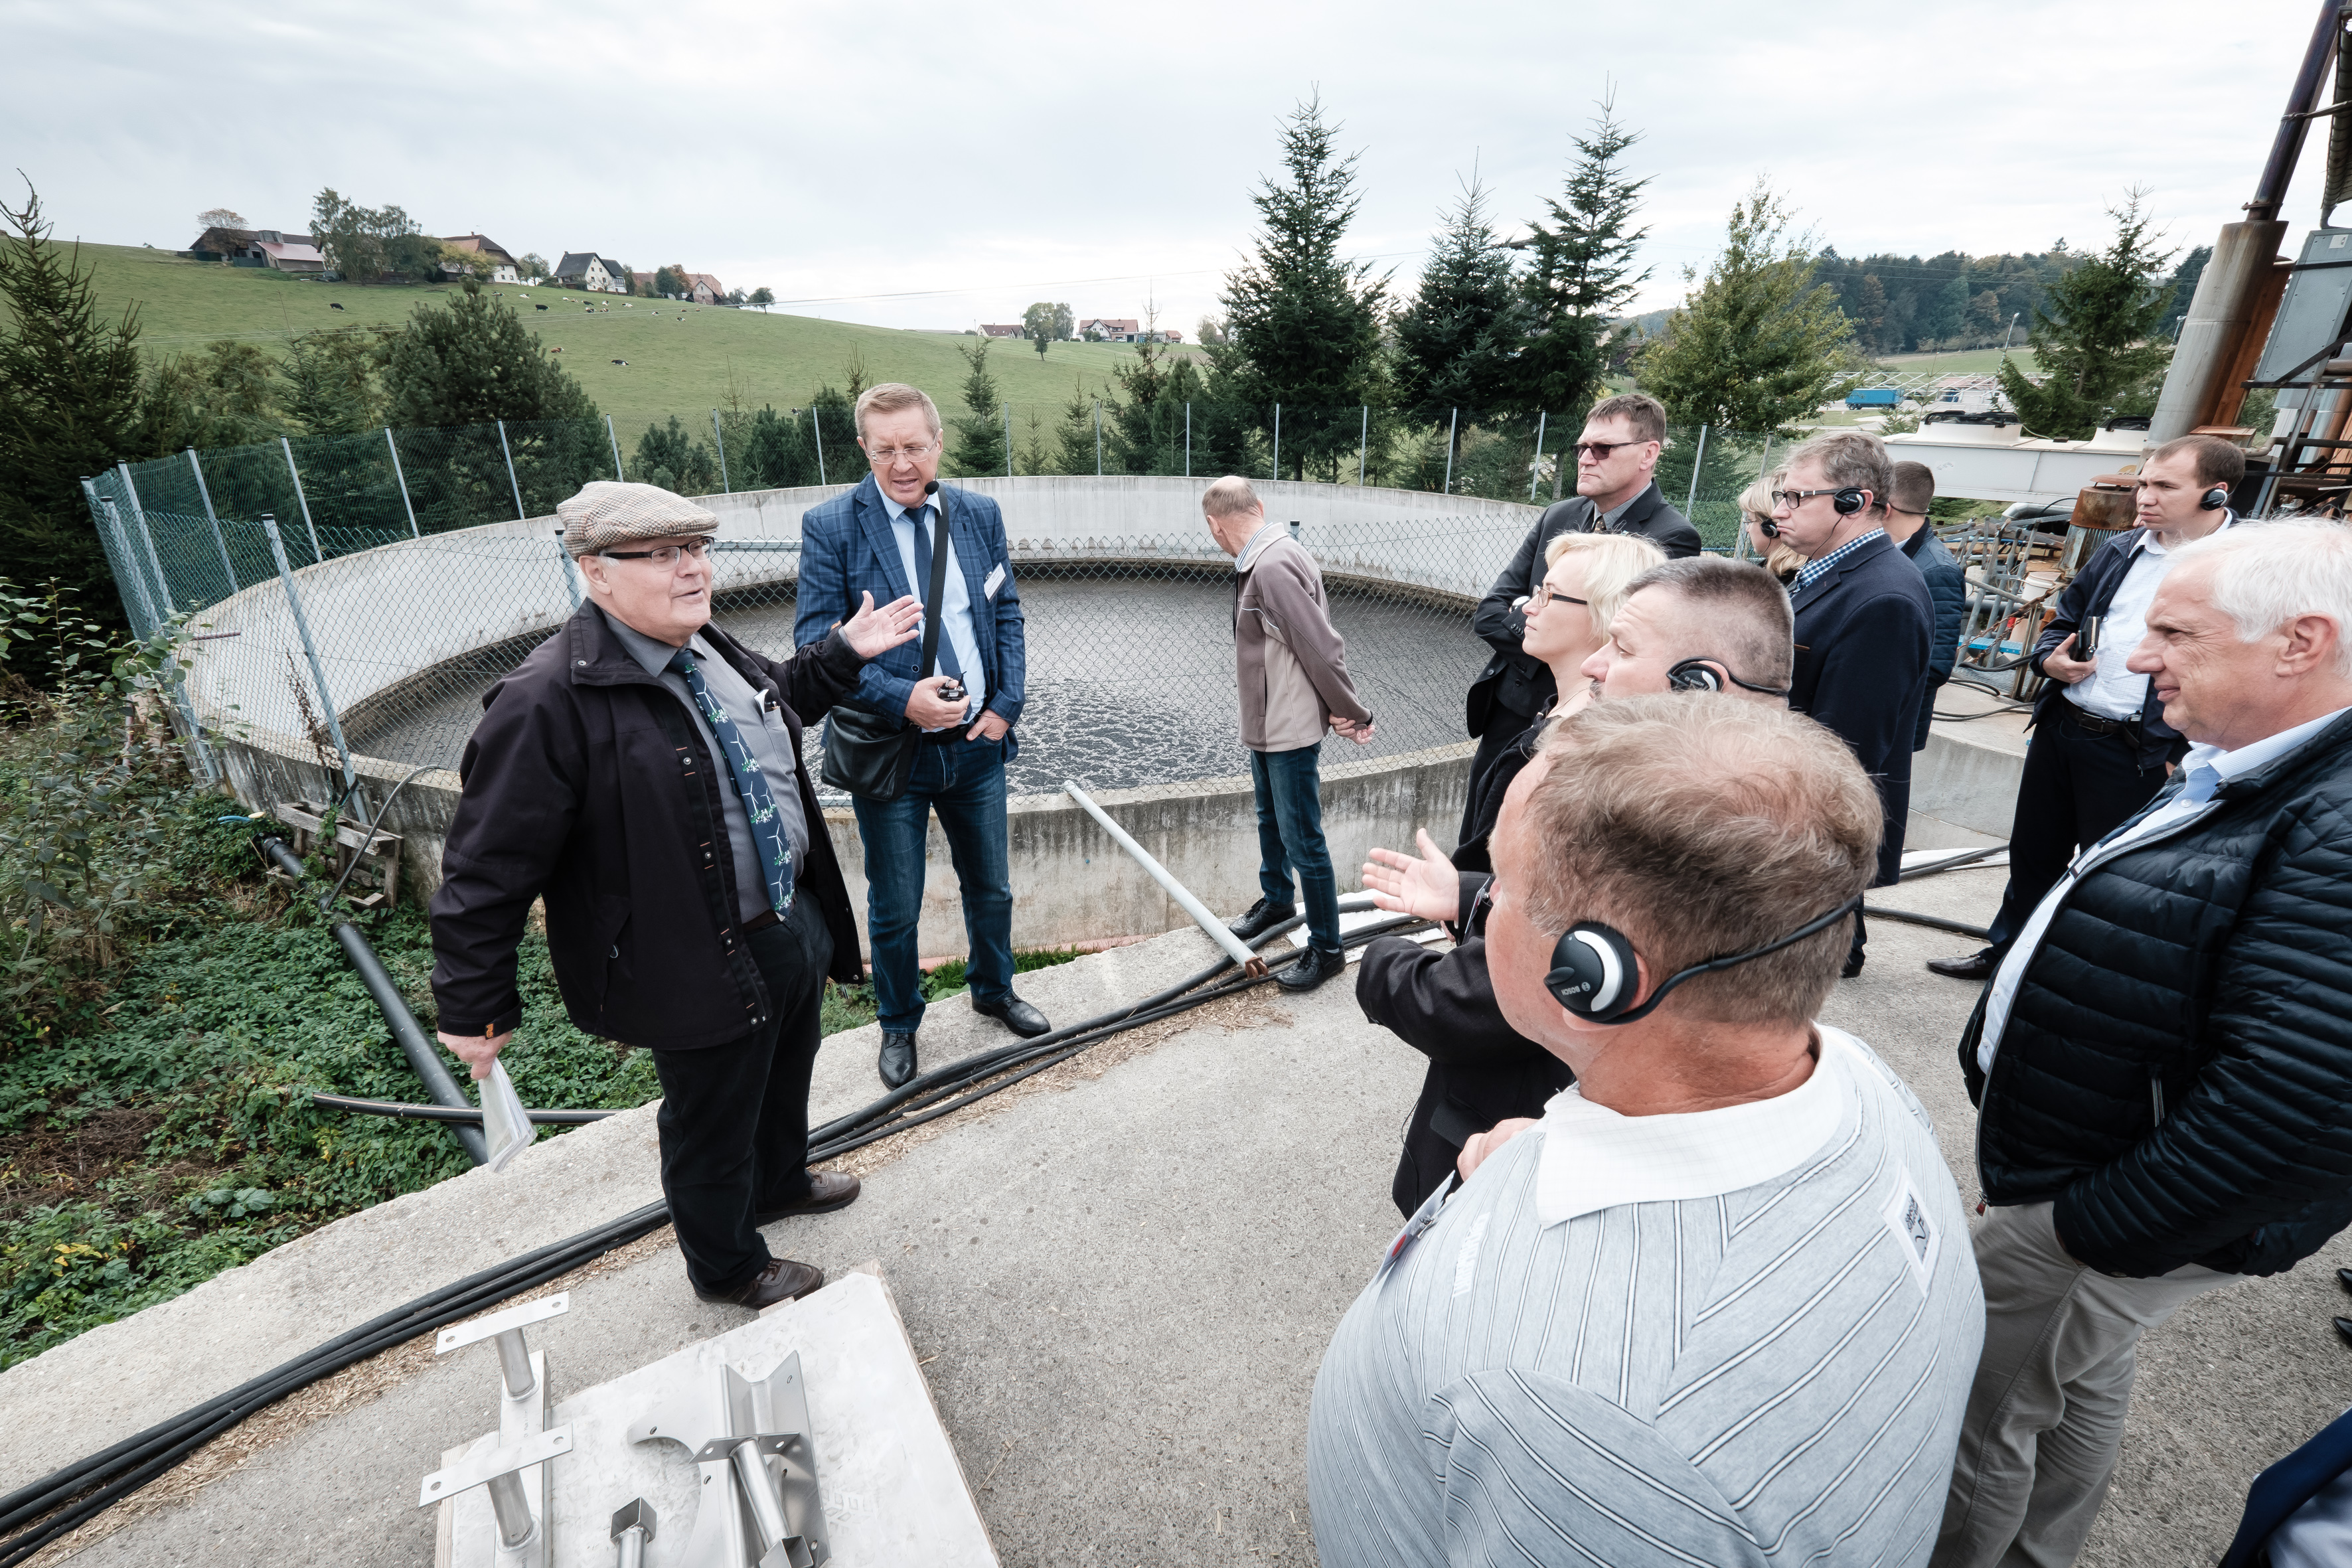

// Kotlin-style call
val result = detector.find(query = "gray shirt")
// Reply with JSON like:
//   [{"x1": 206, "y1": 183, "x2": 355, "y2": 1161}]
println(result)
[
  {"x1": 606, "y1": 615, "x2": 811, "y2": 923},
  {"x1": 1306, "y1": 1026, "x2": 1984, "y2": 1567}
]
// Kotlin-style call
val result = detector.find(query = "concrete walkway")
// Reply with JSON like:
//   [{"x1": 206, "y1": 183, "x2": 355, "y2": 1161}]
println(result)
[{"x1": 12, "y1": 872, "x2": 2352, "y2": 1566}]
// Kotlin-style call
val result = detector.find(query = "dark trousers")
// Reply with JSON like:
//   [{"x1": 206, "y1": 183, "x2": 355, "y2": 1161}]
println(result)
[
  {"x1": 1984, "y1": 708, "x2": 2169, "y2": 954},
  {"x1": 1251, "y1": 742, "x2": 1342, "y2": 953},
  {"x1": 649, "y1": 896, "x2": 832, "y2": 1296},
  {"x1": 850, "y1": 734, "x2": 1014, "y2": 1035},
  {"x1": 1460, "y1": 713, "x2": 1533, "y2": 846}
]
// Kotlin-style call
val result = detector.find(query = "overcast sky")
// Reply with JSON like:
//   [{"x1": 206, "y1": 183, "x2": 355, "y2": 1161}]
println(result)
[{"x1": 7, "y1": 0, "x2": 2341, "y2": 335}]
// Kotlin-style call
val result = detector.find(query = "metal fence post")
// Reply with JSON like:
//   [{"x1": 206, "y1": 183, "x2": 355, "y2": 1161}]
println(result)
[
  {"x1": 115, "y1": 463, "x2": 171, "y2": 612},
  {"x1": 1185, "y1": 402, "x2": 1192, "y2": 478},
  {"x1": 382, "y1": 428, "x2": 420, "y2": 539},
  {"x1": 711, "y1": 410, "x2": 730, "y2": 494},
  {"x1": 1684, "y1": 424, "x2": 1709, "y2": 516},
  {"x1": 185, "y1": 448, "x2": 241, "y2": 593},
  {"x1": 497, "y1": 420, "x2": 526, "y2": 520},
  {"x1": 811, "y1": 407, "x2": 826, "y2": 486},
  {"x1": 1094, "y1": 401, "x2": 1102, "y2": 477},
  {"x1": 554, "y1": 528, "x2": 583, "y2": 611},
  {"x1": 260, "y1": 510, "x2": 358, "y2": 795},
  {"x1": 1004, "y1": 404, "x2": 1012, "y2": 477},
  {"x1": 1528, "y1": 411, "x2": 1548, "y2": 502},
  {"x1": 1272, "y1": 403, "x2": 1281, "y2": 481},
  {"x1": 1359, "y1": 405, "x2": 1368, "y2": 487},
  {"x1": 96, "y1": 495, "x2": 161, "y2": 639},
  {"x1": 279, "y1": 436, "x2": 324, "y2": 562},
  {"x1": 1442, "y1": 408, "x2": 1458, "y2": 495},
  {"x1": 97, "y1": 489, "x2": 218, "y2": 783},
  {"x1": 607, "y1": 414, "x2": 625, "y2": 480}
]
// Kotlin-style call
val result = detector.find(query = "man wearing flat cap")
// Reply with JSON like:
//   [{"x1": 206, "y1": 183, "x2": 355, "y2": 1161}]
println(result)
[{"x1": 429, "y1": 481, "x2": 923, "y2": 1310}]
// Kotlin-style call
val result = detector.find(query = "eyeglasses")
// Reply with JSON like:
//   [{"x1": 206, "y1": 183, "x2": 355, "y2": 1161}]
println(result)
[
  {"x1": 602, "y1": 538, "x2": 712, "y2": 567},
  {"x1": 1529, "y1": 583, "x2": 1589, "y2": 611},
  {"x1": 866, "y1": 441, "x2": 941, "y2": 464},
  {"x1": 1770, "y1": 487, "x2": 1845, "y2": 510}
]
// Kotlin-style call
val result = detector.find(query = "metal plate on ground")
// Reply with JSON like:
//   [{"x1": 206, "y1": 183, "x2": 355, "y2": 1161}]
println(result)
[{"x1": 448, "y1": 1271, "x2": 996, "y2": 1567}]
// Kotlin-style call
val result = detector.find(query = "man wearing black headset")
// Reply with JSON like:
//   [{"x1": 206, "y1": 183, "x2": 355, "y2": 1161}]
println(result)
[
  {"x1": 1926, "y1": 435, "x2": 2241, "y2": 982},
  {"x1": 1767, "y1": 431, "x2": 1935, "y2": 978}
]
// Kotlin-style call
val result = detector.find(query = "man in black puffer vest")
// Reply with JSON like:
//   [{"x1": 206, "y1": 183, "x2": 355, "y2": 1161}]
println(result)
[{"x1": 1933, "y1": 520, "x2": 2352, "y2": 1568}]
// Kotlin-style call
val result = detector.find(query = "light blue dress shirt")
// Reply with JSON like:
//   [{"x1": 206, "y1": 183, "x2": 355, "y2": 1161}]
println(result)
[{"x1": 880, "y1": 489, "x2": 985, "y2": 726}]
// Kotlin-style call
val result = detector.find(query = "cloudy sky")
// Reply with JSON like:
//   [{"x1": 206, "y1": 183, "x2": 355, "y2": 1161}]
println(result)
[{"x1": 7, "y1": 0, "x2": 2340, "y2": 333}]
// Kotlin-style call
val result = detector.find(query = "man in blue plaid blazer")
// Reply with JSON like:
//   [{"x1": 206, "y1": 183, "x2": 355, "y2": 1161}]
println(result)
[{"x1": 794, "y1": 383, "x2": 1047, "y2": 1090}]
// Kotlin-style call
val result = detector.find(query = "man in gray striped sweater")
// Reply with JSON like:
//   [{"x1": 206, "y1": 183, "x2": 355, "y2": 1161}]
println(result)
[{"x1": 1307, "y1": 694, "x2": 1984, "y2": 1566}]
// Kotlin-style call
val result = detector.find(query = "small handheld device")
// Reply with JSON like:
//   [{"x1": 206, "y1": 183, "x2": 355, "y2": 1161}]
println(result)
[
  {"x1": 936, "y1": 676, "x2": 967, "y2": 704},
  {"x1": 2075, "y1": 616, "x2": 2102, "y2": 659}
]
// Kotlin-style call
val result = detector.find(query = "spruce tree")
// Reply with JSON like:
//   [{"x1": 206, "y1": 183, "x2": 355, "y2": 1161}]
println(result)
[
  {"x1": 1637, "y1": 181, "x2": 1860, "y2": 433},
  {"x1": 1393, "y1": 171, "x2": 1524, "y2": 431},
  {"x1": 1998, "y1": 192, "x2": 2176, "y2": 438},
  {"x1": 948, "y1": 340, "x2": 1007, "y2": 476},
  {"x1": 1516, "y1": 94, "x2": 1651, "y2": 421},
  {"x1": 378, "y1": 281, "x2": 597, "y2": 428},
  {"x1": 1217, "y1": 92, "x2": 1389, "y2": 478},
  {"x1": 0, "y1": 179, "x2": 145, "y2": 624}
]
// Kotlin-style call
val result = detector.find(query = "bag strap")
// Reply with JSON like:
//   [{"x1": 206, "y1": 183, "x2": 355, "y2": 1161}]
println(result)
[{"x1": 917, "y1": 489, "x2": 951, "y2": 680}]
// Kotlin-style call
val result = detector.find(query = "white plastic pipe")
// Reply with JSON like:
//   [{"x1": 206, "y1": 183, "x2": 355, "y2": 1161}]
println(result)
[{"x1": 1063, "y1": 781, "x2": 1263, "y2": 973}]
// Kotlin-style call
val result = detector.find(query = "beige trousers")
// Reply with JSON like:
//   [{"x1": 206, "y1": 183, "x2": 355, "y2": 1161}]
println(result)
[{"x1": 1931, "y1": 1201, "x2": 2238, "y2": 1568}]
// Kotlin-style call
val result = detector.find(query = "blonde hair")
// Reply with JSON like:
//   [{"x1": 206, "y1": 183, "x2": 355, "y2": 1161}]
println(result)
[
  {"x1": 1201, "y1": 475, "x2": 1262, "y2": 518},
  {"x1": 853, "y1": 382, "x2": 942, "y2": 437},
  {"x1": 1740, "y1": 471, "x2": 1807, "y2": 584},
  {"x1": 1518, "y1": 694, "x2": 1880, "y2": 1026},
  {"x1": 1541, "y1": 530, "x2": 1667, "y2": 641}
]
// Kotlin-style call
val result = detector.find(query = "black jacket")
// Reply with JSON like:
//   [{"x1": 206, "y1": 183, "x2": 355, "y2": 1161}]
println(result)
[
  {"x1": 2027, "y1": 525, "x2": 2198, "y2": 772},
  {"x1": 1961, "y1": 711, "x2": 2352, "y2": 1279},
  {"x1": 430, "y1": 603, "x2": 868, "y2": 1050},
  {"x1": 1357, "y1": 870, "x2": 1574, "y2": 1215},
  {"x1": 1788, "y1": 532, "x2": 1935, "y2": 886},
  {"x1": 1457, "y1": 704, "x2": 1549, "y2": 874},
  {"x1": 1466, "y1": 483, "x2": 1701, "y2": 734},
  {"x1": 1901, "y1": 526, "x2": 1966, "y2": 751}
]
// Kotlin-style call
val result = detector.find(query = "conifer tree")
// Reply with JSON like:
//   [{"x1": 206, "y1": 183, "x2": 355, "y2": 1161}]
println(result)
[
  {"x1": 378, "y1": 281, "x2": 597, "y2": 428},
  {"x1": 1516, "y1": 94, "x2": 1651, "y2": 420},
  {"x1": 1998, "y1": 192, "x2": 2175, "y2": 439},
  {"x1": 1393, "y1": 171, "x2": 1524, "y2": 431},
  {"x1": 948, "y1": 340, "x2": 1007, "y2": 476}
]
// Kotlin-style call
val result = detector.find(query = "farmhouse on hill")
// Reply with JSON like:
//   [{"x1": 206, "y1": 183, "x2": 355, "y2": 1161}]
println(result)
[
  {"x1": 977, "y1": 323, "x2": 1025, "y2": 338},
  {"x1": 182, "y1": 225, "x2": 323, "y2": 273},
  {"x1": 1079, "y1": 317, "x2": 1140, "y2": 341},
  {"x1": 439, "y1": 234, "x2": 520, "y2": 284},
  {"x1": 687, "y1": 272, "x2": 724, "y2": 305},
  {"x1": 553, "y1": 252, "x2": 629, "y2": 293}
]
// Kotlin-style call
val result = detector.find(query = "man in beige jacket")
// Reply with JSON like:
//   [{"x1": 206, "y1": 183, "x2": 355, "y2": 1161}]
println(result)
[{"x1": 1205, "y1": 477, "x2": 1375, "y2": 991}]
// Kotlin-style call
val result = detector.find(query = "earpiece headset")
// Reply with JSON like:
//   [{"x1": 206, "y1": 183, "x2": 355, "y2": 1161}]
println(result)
[
  {"x1": 2200, "y1": 485, "x2": 2229, "y2": 512},
  {"x1": 1758, "y1": 486, "x2": 1870, "y2": 538},
  {"x1": 1543, "y1": 895, "x2": 1864, "y2": 1026},
  {"x1": 1666, "y1": 659, "x2": 1793, "y2": 699}
]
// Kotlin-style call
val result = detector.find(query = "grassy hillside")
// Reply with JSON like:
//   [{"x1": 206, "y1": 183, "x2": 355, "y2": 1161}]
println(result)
[
  {"x1": 49, "y1": 243, "x2": 1184, "y2": 436},
  {"x1": 1873, "y1": 347, "x2": 2040, "y2": 376}
]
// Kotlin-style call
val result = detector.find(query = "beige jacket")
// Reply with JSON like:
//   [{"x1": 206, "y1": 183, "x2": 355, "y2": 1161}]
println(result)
[{"x1": 1232, "y1": 526, "x2": 1372, "y2": 752}]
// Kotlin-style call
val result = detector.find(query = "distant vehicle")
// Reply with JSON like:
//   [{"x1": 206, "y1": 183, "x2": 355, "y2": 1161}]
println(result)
[{"x1": 1846, "y1": 388, "x2": 1903, "y2": 410}]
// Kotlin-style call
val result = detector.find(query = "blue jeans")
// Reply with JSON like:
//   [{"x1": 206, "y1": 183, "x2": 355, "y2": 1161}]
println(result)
[
  {"x1": 850, "y1": 735, "x2": 1014, "y2": 1034},
  {"x1": 1251, "y1": 743, "x2": 1342, "y2": 954}
]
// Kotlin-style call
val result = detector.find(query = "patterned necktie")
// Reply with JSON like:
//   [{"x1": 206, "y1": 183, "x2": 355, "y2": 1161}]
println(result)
[
  {"x1": 907, "y1": 505, "x2": 963, "y2": 680},
  {"x1": 666, "y1": 647, "x2": 793, "y2": 913}
]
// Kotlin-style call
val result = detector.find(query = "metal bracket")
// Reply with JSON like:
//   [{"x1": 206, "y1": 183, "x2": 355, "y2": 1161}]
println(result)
[
  {"x1": 629, "y1": 1354, "x2": 829, "y2": 1567},
  {"x1": 418, "y1": 1423, "x2": 574, "y2": 1565},
  {"x1": 433, "y1": 1294, "x2": 567, "y2": 1565}
]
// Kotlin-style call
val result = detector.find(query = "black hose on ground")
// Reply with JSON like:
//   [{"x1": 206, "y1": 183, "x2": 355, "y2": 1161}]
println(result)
[
  {"x1": 0, "y1": 905, "x2": 1426, "y2": 1564},
  {"x1": 1896, "y1": 845, "x2": 2005, "y2": 882},
  {"x1": 1865, "y1": 905, "x2": 1993, "y2": 941}
]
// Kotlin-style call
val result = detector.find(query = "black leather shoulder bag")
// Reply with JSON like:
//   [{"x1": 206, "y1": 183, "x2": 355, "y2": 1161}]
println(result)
[{"x1": 820, "y1": 492, "x2": 953, "y2": 801}]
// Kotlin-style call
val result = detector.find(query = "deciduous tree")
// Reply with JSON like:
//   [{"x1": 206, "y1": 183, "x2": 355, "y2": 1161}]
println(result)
[
  {"x1": 1021, "y1": 301, "x2": 1073, "y2": 359},
  {"x1": 1998, "y1": 191, "x2": 2175, "y2": 439},
  {"x1": 1637, "y1": 181, "x2": 1860, "y2": 433}
]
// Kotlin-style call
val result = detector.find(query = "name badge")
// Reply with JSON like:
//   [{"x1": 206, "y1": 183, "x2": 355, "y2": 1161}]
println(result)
[
  {"x1": 984, "y1": 562, "x2": 1006, "y2": 600},
  {"x1": 1376, "y1": 1173, "x2": 1456, "y2": 1286}
]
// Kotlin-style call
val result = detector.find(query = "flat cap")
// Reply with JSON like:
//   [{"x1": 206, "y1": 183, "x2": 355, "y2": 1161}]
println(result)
[{"x1": 558, "y1": 481, "x2": 720, "y2": 557}]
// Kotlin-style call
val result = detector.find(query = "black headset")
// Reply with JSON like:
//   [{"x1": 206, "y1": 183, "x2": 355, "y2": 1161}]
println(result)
[
  {"x1": 1666, "y1": 658, "x2": 1792, "y2": 699},
  {"x1": 1757, "y1": 485, "x2": 1869, "y2": 539},
  {"x1": 2200, "y1": 485, "x2": 2229, "y2": 512},
  {"x1": 1543, "y1": 896, "x2": 1865, "y2": 1026}
]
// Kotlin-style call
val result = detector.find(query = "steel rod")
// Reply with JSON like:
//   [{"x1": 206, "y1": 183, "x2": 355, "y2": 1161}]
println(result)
[
  {"x1": 712, "y1": 409, "x2": 730, "y2": 493},
  {"x1": 493, "y1": 1329, "x2": 535, "y2": 1399},
  {"x1": 730, "y1": 1441, "x2": 794, "y2": 1552},
  {"x1": 2250, "y1": 0, "x2": 2345, "y2": 219},
  {"x1": 1686, "y1": 424, "x2": 1709, "y2": 514},
  {"x1": 1442, "y1": 408, "x2": 1457, "y2": 495},
  {"x1": 1358, "y1": 404, "x2": 1368, "y2": 488},
  {"x1": 185, "y1": 448, "x2": 240, "y2": 591},
  {"x1": 1528, "y1": 411, "x2": 1547, "y2": 502},
  {"x1": 258, "y1": 516, "x2": 360, "y2": 795},
  {"x1": 1004, "y1": 402, "x2": 1012, "y2": 477},
  {"x1": 1273, "y1": 403, "x2": 1281, "y2": 480},
  {"x1": 498, "y1": 420, "x2": 526, "y2": 520},
  {"x1": 485, "y1": 1470, "x2": 536, "y2": 1549},
  {"x1": 607, "y1": 413, "x2": 625, "y2": 480},
  {"x1": 279, "y1": 437, "x2": 324, "y2": 562},
  {"x1": 1186, "y1": 400, "x2": 1193, "y2": 478},
  {"x1": 1062, "y1": 781, "x2": 1263, "y2": 973},
  {"x1": 811, "y1": 407, "x2": 826, "y2": 485},
  {"x1": 384, "y1": 428, "x2": 420, "y2": 539},
  {"x1": 1095, "y1": 400, "x2": 1102, "y2": 476}
]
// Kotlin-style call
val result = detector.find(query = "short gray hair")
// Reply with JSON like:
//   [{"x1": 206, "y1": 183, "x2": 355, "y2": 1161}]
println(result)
[
  {"x1": 853, "y1": 382, "x2": 942, "y2": 437},
  {"x1": 1784, "y1": 430, "x2": 1895, "y2": 515},
  {"x1": 2171, "y1": 520, "x2": 2352, "y2": 676},
  {"x1": 1621, "y1": 556, "x2": 1796, "y2": 691}
]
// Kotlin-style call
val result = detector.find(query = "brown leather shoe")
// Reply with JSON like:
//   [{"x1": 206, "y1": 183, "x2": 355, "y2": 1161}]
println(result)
[
  {"x1": 756, "y1": 1170, "x2": 861, "y2": 1224},
  {"x1": 696, "y1": 1257, "x2": 824, "y2": 1309},
  {"x1": 1926, "y1": 950, "x2": 1997, "y2": 982}
]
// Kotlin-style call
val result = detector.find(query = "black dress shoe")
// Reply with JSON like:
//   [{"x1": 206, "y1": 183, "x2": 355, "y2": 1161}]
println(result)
[
  {"x1": 2335, "y1": 1315, "x2": 2352, "y2": 1350},
  {"x1": 1229, "y1": 897, "x2": 1297, "y2": 941},
  {"x1": 1842, "y1": 951, "x2": 1865, "y2": 979},
  {"x1": 1275, "y1": 945, "x2": 1347, "y2": 992},
  {"x1": 2337, "y1": 1267, "x2": 2352, "y2": 1296},
  {"x1": 878, "y1": 1031, "x2": 918, "y2": 1089},
  {"x1": 757, "y1": 1170, "x2": 861, "y2": 1224},
  {"x1": 973, "y1": 993, "x2": 1051, "y2": 1038},
  {"x1": 1928, "y1": 950, "x2": 1997, "y2": 981},
  {"x1": 694, "y1": 1257, "x2": 825, "y2": 1309}
]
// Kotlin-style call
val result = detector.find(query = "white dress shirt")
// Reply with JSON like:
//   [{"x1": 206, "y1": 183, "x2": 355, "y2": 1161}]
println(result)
[
  {"x1": 880, "y1": 489, "x2": 985, "y2": 726},
  {"x1": 2067, "y1": 516, "x2": 2231, "y2": 722},
  {"x1": 1979, "y1": 702, "x2": 2352, "y2": 1074}
]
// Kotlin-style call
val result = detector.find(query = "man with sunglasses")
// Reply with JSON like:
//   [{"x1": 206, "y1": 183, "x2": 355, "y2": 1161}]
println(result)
[
  {"x1": 431, "y1": 481, "x2": 924, "y2": 1310},
  {"x1": 1463, "y1": 394, "x2": 1700, "y2": 843},
  {"x1": 1768, "y1": 431, "x2": 1934, "y2": 978}
]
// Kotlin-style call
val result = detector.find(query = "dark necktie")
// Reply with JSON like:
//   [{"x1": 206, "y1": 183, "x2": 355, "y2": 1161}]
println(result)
[
  {"x1": 907, "y1": 505, "x2": 963, "y2": 680},
  {"x1": 665, "y1": 647, "x2": 793, "y2": 913}
]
